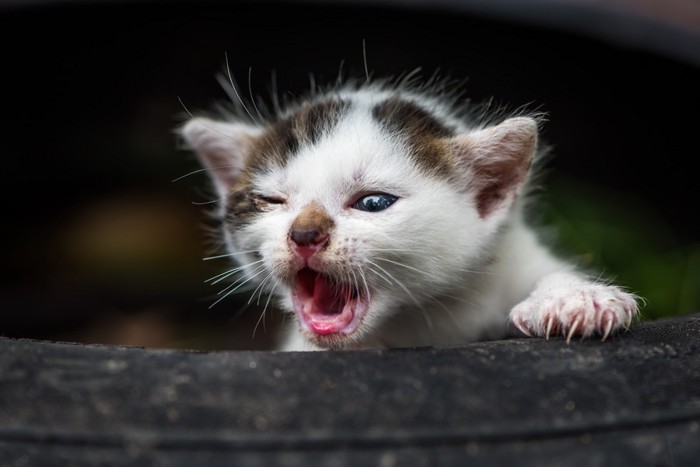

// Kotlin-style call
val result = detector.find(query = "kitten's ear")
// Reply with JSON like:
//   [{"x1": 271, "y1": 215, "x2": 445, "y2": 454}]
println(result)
[
  {"x1": 179, "y1": 117, "x2": 261, "y2": 197},
  {"x1": 450, "y1": 117, "x2": 538, "y2": 218}
]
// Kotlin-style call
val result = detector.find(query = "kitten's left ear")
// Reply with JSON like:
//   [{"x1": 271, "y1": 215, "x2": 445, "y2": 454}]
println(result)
[
  {"x1": 449, "y1": 117, "x2": 538, "y2": 218},
  {"x1": 179, "y1": 117, "x2": 261, "y2": 198}
]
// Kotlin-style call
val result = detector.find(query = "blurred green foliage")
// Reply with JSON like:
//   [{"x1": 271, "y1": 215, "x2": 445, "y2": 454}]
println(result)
[{"x1": 542, "y1": 175, "x2": 699, "y2": 320}]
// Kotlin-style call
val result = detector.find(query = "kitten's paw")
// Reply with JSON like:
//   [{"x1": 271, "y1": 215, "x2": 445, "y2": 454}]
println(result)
[{"x1": 510, "y1": 283, "x2": 639, "y2": 343}]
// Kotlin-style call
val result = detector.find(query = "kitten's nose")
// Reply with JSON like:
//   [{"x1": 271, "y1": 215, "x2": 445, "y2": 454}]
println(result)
[
  {"x1": 290, "y1": 229, "x2": 325, "y2": 247},
  {"x1": 288, "y1": 202, "x2": 334, "y2": 260},
  {"x1": 289, "y1": 229, "x2": 329, "y2": 258}
]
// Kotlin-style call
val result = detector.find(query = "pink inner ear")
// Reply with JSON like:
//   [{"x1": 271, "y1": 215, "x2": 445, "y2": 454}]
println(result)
[
  {"x1": 473, "y1": 160, "x2": 529, "y2": 218},
  {"x1": 199, "y1": 144, "x2": 244, "y2": 193},
  {"x1": 180, "y1": 118, "x2": 259, "y2": 197},
  {"x1": 455, "y1": 117, "x2": 538, "y2": 218}
]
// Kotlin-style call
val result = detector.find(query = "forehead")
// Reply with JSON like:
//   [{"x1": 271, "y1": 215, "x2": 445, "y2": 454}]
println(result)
[
  {"x1": 257, "y1": 108, "x2": 417, "y2": 199},
  {"x1": 246, "y1": 91, "x2": 457, "y2": 195}
]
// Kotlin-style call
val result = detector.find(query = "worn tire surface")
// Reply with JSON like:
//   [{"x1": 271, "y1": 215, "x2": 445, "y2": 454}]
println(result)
[{"x1": 1, "y1": 314, "x2": 699, "y2": 466}]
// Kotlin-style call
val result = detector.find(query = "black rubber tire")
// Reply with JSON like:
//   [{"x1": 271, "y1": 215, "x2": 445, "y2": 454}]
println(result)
[{"x1": 1, "y1": 314, "x2": 699, "y2": 466}]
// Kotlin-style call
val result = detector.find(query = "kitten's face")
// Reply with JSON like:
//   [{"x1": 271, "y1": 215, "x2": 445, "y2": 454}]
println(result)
[
  {"x1": 233, "y1": 116, "x2": 488, "y2": 348},
  {"x1": 181, "y1": 90, "x2": 536, "y2": 349}
]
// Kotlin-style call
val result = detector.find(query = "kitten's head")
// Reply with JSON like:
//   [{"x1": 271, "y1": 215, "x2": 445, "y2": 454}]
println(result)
[{"x1": 180, "y1": 84, "x2": 538, "y2": 349}]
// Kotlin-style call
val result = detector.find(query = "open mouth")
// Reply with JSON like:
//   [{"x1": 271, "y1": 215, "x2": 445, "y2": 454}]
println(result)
[{"x1": 291, "y1": 268, "x2": 368, "y2": 335}]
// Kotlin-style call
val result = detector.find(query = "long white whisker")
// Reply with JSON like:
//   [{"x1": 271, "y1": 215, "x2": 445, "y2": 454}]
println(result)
[
  {"x1": 358, "y1": 267, "x2": 371, "y2": 302},
  {"x1": 171, "y1": 167, "x2": 211, "y2": 183},
  {"x1": 249, "y1": 271, "x2": 274, "y2": 306},
  {"x1": 440, "y1": 293, "x2": 478, "y2": 307},
  {"x1": 375, "y1": 256, "x2": 494, "y2": 276},
  {"x1": 367, "y1": 260, "x2": 422, "y2": 307},
  {"x1": 206, "y1": 267, "x2": 246, "y2": 284},
  {"x1": 203, "y1": 251, "x2": 261, "y2": 261},
  {"x1": 224, "y1": 52, "x2": 259, "y2": 124},
  {"x1": 421, "y1": 301, "x2": 435, "y2": 333},
  {"x1": 177, "y1": 96, "x2": 196, "y2": 119},
  {"x1": 192, "y1": 199, "x2": 223, "y2": 206},
  {"x1": 205, "y1": 269, "x2": 239, "y2": 284},
  {"x1": 367, "y1": 265, "x2": 393, "y2": 286},
  {"x1": 209, "y1": 266, "x2": 268, "y2": 309},
  {"x1": 178, "y1": 97, "x2": 248, "y2": 147},
  {"x1": 374, "y1": 257, "x2": 429, "y2": 277},
  {"x1": 253, "y1": 306, "x2": 267, "y2": 338},
  {"x1": 248, "y1": 67, "x2": 266, "y2": 123},
  {"x1": 216, "y1": 264, "x2": 266, "y2": 295},
  {"x1": 263, "y1": 280, "x2": 280, "y2": 314},
  {"x1": 428, "y1": 296, "x2": 463, "y2": 330},
  {"x1": 256, "y1": 275, "x2": 274, "y2": 306},
  {"x1": 365, "y1": 247, "x2": 413, "y2": 253},
  {"x1": 253, "y1": 279, "x2": 280, "y2": 339},
  {"x1": 349, "y1": 268, "x2": 358, "y2": 291},
  {"x1": 362, "y1": 38, "x2": 370, "y2": 83},
  {"x1": 270, "y1": 69, "x2": 281, "y2": 115},
  {"x1": 206, "y1": 259, "x2": 264, "y2": 284}
]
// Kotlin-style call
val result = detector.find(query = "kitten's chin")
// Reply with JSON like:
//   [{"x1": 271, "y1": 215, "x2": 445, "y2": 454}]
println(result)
[{"x1": 291, "y1": 268, "x2": 369, "y2": 343}]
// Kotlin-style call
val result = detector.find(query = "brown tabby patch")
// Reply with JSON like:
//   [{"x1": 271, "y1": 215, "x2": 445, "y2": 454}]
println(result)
[
  {"x1": 246, "y1": 98, "x2": 349, "y2": 176},
  {"x1": 372, "y1": 97, "x2": 456, "y2": 178}
]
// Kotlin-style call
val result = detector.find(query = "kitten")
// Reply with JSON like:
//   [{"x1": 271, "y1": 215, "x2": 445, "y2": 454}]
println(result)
[{"x1": 179, "y1": 77, "x2": 640, "y2": 351}]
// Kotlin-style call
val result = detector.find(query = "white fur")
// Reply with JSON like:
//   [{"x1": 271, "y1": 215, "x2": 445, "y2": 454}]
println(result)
[{"x1": 181, "y1": 83, "x2": 640, "y2": 350}]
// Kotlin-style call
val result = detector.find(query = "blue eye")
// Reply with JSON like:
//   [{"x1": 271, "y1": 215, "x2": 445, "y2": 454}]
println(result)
[{"x1": 352, "y1": 194, "x2": 398, "y2": 212}]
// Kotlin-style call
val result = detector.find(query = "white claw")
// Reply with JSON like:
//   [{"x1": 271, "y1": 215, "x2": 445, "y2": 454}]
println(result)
[
  {"x1": 545, "y1": 316, "x2": 553, "y2": 341},
  {"x1": 566, "y1": 318, "x2": 581, "y2": 344},
  {"x1": 514, "y1": 319, "x2": 532, "y2": 337},
  {"x1": 601, "y1": 319, "x2": 613, "y2": 342}
]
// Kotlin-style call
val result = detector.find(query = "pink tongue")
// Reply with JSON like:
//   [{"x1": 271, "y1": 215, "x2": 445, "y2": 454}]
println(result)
[
  {"x1": 295, "y1": 269, "x2": 355, "y2": 335},
  {"x1": 313, "y1": 274, "x2": 346, "y2": 315}
]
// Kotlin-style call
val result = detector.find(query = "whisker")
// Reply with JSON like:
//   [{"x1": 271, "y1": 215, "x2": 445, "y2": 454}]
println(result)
[
  {"x1": 270, "y1": 69, "x2": 281, "y2": 115},
  {"x1": 177, "y1": 96, "x2": 196, "y2": 119},
  {"x1": 253, "y1": 279, "x2": 281, "y2": 339},
  {"x1": 171, "y1": 167, "x2": 211, "y2": 183},
  {"x1": 216, "y1": 264, "x2": 266, "y2": 295},
  {"x1": 256, "y1": 275, "x2": 273, "y2": 306},
  {"x1": 440, "y1": 293, "x2": 478, "y2": 307},
  {"x1": 205, "y1": 269, "x2": 238, "y2": 285},
  {"x1": 365, "y1": 247, "x2": 412, "y2": 253},
  {"x1": 367, "y1": 260, "x2": 422, "y2": 308},
  {"x1": 248, "y1": 67, "x2": 266, "y2": 123},
  {"x1": 223, "y1": 52, "x2": 259, "y2": 124},
  {"x1": 178, "y1": 97, "x2": 249, "y2": 148},
  {"x1": 203, "y1": 251, "x2": 261, "y2": 261},
  {"x1": 205, "y1": 267, "x2": 245, "y2": 284},
  {"x1": 205, "y1": 259, "x2": 264, "y2": 284},
  {"x1": 350, "y1": 269, "x2": 370, "y2": 299},
  {"x1": 362, "y1": 38, "x2": 370, "y2": 83},
  {"x1": 264, "y1": 280, "x2": 279, "y2": 313},
  {"x1": 421, "y1": 300, "x2": 435, "y2": 333},
  {"x1": 374, "y1": 255, "x2": 494, "y2": 276},
  {"x1": 209, "y1": 266, "x2": 268, "y2": 309},
  {"x1": 366, "y1": 265, "x2": 393, "y2": 286},
  {"x1": 249, "y1": 271, "x2": 274, "y2": 306},
  {"x1": 253, "y1": 306, "x2": 267, "y2": 338},
  {"x1": 427, "y1": 296, "x2": 464, "y2": 331},
  {"x1": 358, "y1": 267, "x2": 371, "y2": 301},
  {"x1": 192, "y1": 199, "x2": 224, "y2": 206},
  {"x1": 374, "y1": 257, "x2": 429, "y2": 277}
]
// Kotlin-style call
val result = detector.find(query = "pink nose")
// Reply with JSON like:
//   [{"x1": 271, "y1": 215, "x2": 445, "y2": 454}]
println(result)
[{"x1": 289, "y1": 229, "x2": 329, "y2": 258}]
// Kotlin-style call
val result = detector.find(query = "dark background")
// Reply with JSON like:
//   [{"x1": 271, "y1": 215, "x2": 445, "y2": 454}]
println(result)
[{"x1": 0, "y1": 0, "x2": 698, "y2": 349}]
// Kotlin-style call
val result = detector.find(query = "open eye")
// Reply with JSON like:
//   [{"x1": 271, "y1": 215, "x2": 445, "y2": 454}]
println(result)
[{"x1": 352, "y1": 193, "x2": 398, "y2": 212}]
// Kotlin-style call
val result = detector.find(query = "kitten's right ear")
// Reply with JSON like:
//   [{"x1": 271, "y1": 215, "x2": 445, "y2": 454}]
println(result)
[{"x1": 179, "y1": 117, "x2": 261, "y2": 197}]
